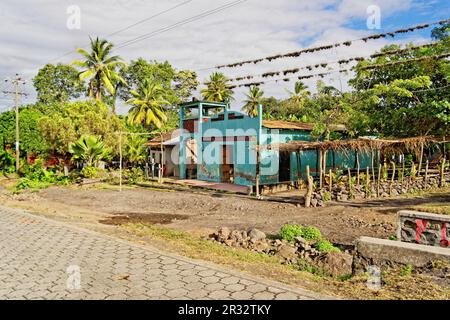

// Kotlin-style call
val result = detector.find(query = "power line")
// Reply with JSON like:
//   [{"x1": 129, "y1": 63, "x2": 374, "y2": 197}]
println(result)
[
  {"x1": 116, "y1": 0, "x2": 249, "y2": 49},
  {"x1": 212, "y1": 18, "x2": 450, "y2": 70},
  {"x1": 48, "y1": 0, "x2": 195, "y2": 64},
  {"x1": 228, "y1": 41, "x2": 441, "y2": 83},
  {"x1": 230, "y1": 53, "x2": 450, "y2": 88}
]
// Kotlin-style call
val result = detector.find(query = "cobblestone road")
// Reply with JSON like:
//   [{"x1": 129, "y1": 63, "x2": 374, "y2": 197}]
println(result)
[{"x1": 0, "y1": 206, "x2": 325, "y2": 300}]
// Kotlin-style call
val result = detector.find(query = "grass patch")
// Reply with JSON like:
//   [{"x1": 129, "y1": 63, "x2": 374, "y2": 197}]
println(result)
[
  {"x1": 410, "y1": 203, "x2": 450, "y2": 215},
  {"x1": 120, "y1": 222, "x2": 450, "y2": 300}
]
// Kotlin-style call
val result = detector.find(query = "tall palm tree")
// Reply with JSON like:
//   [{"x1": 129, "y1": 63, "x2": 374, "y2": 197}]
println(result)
[
  {"x1": 126, "y1": 79, "x2": 169, "y2": 129},
  {"x1": 242, "y1": 86, "x2": 264, "y2": 117},
  {"x1": 287, "y1": 81, "x2": 310, "y2": 105},
  {"x1": 72, "y1": 37, "x2": 127, "y2": 103},
  {"x1": 201, "y1": 72, "x2": 234, "y2": 102}
]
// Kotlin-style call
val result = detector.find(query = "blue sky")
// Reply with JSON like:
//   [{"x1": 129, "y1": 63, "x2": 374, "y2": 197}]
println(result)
[{"x1": 0, "y1": 0, "x2": 448, "y2": 112}]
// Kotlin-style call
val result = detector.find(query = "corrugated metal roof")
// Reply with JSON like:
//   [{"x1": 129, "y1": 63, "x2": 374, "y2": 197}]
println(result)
[
  {"x1": 262, "y1": 120, "x2": 346, "y2": 132},
  {"x1": 262, "y1": 120, "x2": 315, "y2": 130}
]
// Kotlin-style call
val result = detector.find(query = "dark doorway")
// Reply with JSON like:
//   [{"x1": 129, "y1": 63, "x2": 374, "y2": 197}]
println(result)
[
  {"x1": 279, "y1": 151, "x2": 291, "y2": 182},
  {"x1": 221, "y1": 144, "x2": 234, "y2": 183}
]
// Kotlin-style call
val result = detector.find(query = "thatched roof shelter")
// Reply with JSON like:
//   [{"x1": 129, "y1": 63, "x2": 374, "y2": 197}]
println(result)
[{"x1": 258, "y1": 136, "x2": 448, "y2": 157}]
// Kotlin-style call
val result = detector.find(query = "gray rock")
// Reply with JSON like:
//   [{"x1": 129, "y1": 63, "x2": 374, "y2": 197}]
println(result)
[
  {"x1": 317, "y1": 252, "x2": 353, "y2": 277},
  {"x1": 276, "y1": 244, "x2": 297, "y2": 259},
  {"x1": 217, "y1": 227, "x2": 231, "y2": 242},
  {"x1": 248, "y1": 228, "x2": 266, "y2": 243},
  {"x1": 311, "y1": 199, "x2": 318, "y2": 207}
]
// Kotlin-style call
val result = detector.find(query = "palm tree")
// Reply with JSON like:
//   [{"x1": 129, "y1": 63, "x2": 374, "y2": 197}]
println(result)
[
  {"x1": 125, "y1": 135, "x2": 147, "y2": 166},
  {"x1": 201, "y1": 72, "x2": 234, "y2": 102},
  {"x1": 72, "y1": 37, "x2": 127, "y2": 103},
  {"x1": 69, "y1": 135, "x2": 112, "y2": 167},
  {"x1": 242, "y1": 86, "x2": 264, "y2": 117},
  {"x1": 287, "y1": 81, "x2": 310, "y2": 105},
  {"x1": 126, "y1": 79, "x2": 169, "y2": 129}
]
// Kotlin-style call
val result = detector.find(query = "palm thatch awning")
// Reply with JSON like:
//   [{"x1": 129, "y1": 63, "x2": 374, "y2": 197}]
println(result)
[{"x1": 258, "y1": 136, "x2": 448, "y2": 157}]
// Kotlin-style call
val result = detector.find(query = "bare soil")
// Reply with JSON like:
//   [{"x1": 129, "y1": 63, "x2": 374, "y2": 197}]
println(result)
[{"x1": 3, "y1": 182, "x2": 447, "y2": 245}]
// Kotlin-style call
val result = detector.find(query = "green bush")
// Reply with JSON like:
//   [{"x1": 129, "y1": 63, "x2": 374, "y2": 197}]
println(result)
[
  {"x1": 279, "y1": 224, "x2": 322, "y2": 242},
  {"x1": 322, "y1": 191, "x2": 332, "y2": 202},
  {"x1": 300, "y1": 226, "x2": 322, "y2": 242},
  {"x1": 0, "y1": 149, "x2": 15, "y2": 174},
  {"x1": 315, "y1": 239, "x2": 340, "y2": 253},
  {"x1": 81, "y1": 166, "x2": 97, "y2": 178},
  {"x1": 279, "y1": 224, "x2": 303, "y2": 242},
  {"x1": 124, "y1": 167, "x2": 144, "y2": 184}
]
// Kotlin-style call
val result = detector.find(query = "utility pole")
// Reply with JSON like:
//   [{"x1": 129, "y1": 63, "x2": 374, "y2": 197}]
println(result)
[{"x1": 3, "y1": 74, "x2": 27, "y2": 172}]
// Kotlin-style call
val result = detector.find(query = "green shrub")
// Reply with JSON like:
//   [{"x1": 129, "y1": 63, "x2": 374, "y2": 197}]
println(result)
[
  {"x1": 81, "y1": 166, "x2": 97, "y2": 178},
  {"x1": 14, "y1": 178, "x2": 51, "y2": 192},
  {"x1": 300, "y1": 226, "x2": 322, "y2": 242},
  {"x1": 322, "y1": 191, "x2": 332, "y2": 202},
  {"x1": 279, "y1": 224, "x2": 322, "y2": 243},
  {"x1": 279, "y1": 224, "x2": 304, "y2": 242},
  {"x1": 0, "y1": 150, "x2": 15, "y2": 174},
  {"x1": 400, "y1": 264, "x2": 413, "y2": 277},
  {"x1": 315, "y1": 239, "x2": 340, "y2": 253},
  {"x1": 124, "y1": 167, "x2": 144, "y2": 184}
]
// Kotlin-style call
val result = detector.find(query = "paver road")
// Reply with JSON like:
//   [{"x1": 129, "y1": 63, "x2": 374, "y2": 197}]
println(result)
[{"x1": 0, "y1": 206, "x2": 325, "y2": 300}]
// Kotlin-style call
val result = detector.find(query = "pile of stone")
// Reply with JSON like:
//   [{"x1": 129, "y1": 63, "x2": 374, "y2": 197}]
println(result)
[
  {"x1": 309, "y1": 173, "x2": 450, "y2": 206},
  {"x1": 209, "y1": 227, "x2": 353, "y2": 277}
]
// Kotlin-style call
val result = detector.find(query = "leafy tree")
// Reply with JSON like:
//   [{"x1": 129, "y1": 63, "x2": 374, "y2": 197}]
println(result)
[
  {"x1": 127, "y1": 79, "x2": 170, "y2": 129},
  {"x1": 0, "y1": 106, "x2": 48, "y2": 155},
  {"x1": 201, "y1": 72, "x2": 234, "y2": 102},
  {"x1": 72, "y1": 37, "x2": 127, "y2": 103},
  {"x1": 350, "y1": 36, "x2": 449, "y2": 137},
  {"x1": 120, "y1": 59, "x2": 174, "y2": 101},
  {"x1": 119, "y1": 58, "x2": 198, "y2": 105},
  {"x1": 431, "y1": 22, "x2": 450, "y2": 41},
  {"x1": 38, "y1": 101, "x2": 123, "y2": 158},
  {"x1": 69, "y1": 135, "x2": 112, "y2": 167},
  {"x1": 33, "y1": 64, "x2": 85, "y2": 103},
  {"x1": 173, "y1": 70, "x2": 199, "y2": 103},
  {"x1": 242, "y1": 86, "x2": 264, "y2": 117}
]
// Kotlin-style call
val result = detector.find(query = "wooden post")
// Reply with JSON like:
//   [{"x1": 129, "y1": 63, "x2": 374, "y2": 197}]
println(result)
[
  {"x1": 305, "y1": 165, "x2": 313, "y2": 208},
  {"x1": 356, "y1": 152, "x2": 360, "y2": 186},
  {"x1": 319, "y1": 149, "x2": 323, "y2": 189},
  {"x1": 366, "y1": 167, "x2": 370, "y2": 198},
  {"x1": 418, "y1": 142, "x2": 424, "y2": 177},
  {"x1": 390, "y1": 161, "x2": 396, "y2": 196},
  {"x1": 255, "y1": 173, "x2": 260, "y2": 197},
  {"x1": 401, "y1": 157, "x2": 405, "y2": 186},
  {"x1": 377, "y1": 164, "x2": 382, "y2": 197},
  {"x1": 329, "y1": 169, "x2": 333, "y2": 191},
  {"x1": 440, "y1": 159, "x2": 446, "y2": 187},
  {"x1": 371, "y1": 148, "x2": 375, "y2": 183},
  {"x1": 425, "y1": 160, "x2": 429, "y2": 186},
  {"x1": 119, "y1": 132, "x2": 123, "y2": 192}
]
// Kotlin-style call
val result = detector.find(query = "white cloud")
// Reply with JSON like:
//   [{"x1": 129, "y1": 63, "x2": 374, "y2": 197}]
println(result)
[{"x1": 0, "y1": 0, "x2": 436, "y2": 112}]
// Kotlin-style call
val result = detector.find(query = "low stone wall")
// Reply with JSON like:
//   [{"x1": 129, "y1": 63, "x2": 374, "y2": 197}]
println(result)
[
  {"x1": 397, "y1": 210, "x2": 449, "y2": 248},
  {"x1": 353, "y1": 236, "x2": 450, "y2": 274},
  {"x1": 309, "y1": 173, "x2": 449, "y2": 207}
]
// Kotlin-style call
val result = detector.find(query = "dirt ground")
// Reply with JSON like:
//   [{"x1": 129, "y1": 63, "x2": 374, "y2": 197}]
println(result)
[
  {"x1": 1, "y1": 181, "x2": 448, "y2": 246},
  {"x1": 1, "y1": 180, "x2": 449, "y2": 299}
]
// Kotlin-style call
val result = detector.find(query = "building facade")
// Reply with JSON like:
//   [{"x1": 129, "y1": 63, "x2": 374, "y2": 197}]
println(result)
[{"x1": 179, "y1": 101, "x2": 373, "y2": 187}]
